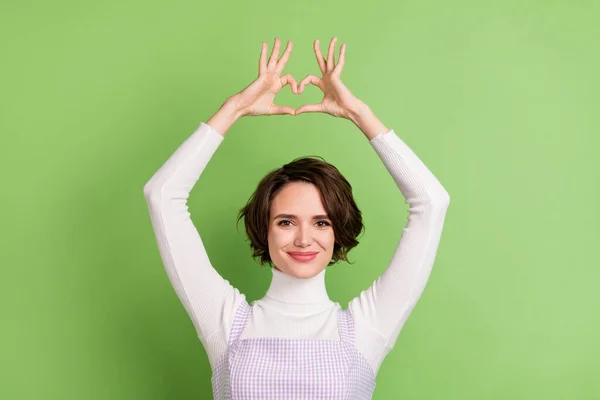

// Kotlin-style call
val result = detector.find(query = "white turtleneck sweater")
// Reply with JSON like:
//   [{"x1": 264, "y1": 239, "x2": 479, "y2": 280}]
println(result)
[{"x1": 143, "y1": 121, "x2": 450, "y2": 376}]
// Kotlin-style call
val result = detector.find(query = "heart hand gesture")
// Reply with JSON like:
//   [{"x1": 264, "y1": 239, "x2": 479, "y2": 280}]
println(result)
[{"x1": 229, "y1": 37, "x2": 367, "y2": 120}]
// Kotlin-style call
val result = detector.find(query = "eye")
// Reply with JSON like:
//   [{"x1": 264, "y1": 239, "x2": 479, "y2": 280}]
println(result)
[{"x1": 277, "y1": 220, "x2": 331, "y2": 227}]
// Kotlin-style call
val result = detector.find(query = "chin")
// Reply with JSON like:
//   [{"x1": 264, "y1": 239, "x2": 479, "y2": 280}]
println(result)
[{"x1": 288, "y1": 265, "x2": 325, "y2": 279}]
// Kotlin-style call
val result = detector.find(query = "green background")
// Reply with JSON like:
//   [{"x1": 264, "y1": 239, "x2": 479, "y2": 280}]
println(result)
[{"x1": 1, "y1": 0, "x2": 599, "y2": 399}]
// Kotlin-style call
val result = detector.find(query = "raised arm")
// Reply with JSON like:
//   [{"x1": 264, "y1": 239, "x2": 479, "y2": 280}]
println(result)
[
  {"x1": 143, "y1": 38, "x2": 301, "y2": 367},
  {"x1": 294, "y1": 37, "x2": 451, "y2": 374},
  {"x1": 347, "y1": 106, "x2": 450, "y2": 372},
  {"x1": 142, "y1": 101, "x2": 247, "y2": 346}
]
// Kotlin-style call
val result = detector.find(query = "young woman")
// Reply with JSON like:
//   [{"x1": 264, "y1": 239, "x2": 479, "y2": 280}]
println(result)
[{"x1": 143, "y1": 37, "x2": 450, "y2": 400}]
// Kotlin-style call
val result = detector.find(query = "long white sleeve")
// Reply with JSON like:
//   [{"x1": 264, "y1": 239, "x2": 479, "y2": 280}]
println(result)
[
  {"x1": 349, "y1": 129, "x2": 450, "y2": 373},
  {"x1": 143, "y1": 122, "x2": 246, "y2": 348}
]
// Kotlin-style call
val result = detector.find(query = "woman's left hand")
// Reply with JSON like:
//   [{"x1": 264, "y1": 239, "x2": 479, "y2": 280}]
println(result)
[{"x1": 295, "y1": 37, "x2": 369, "y2": 119}]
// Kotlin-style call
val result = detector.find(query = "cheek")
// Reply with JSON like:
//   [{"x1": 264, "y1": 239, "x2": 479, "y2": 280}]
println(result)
[
  {"x1": 326, "y1": 232, "x2": 336, "y2": 247},
  {"x1": 318, "y1": 230, "x2": 335, "y2": 249},
  {"x1": 269, "y1": 228, "x2": 293, "y2": 245}
]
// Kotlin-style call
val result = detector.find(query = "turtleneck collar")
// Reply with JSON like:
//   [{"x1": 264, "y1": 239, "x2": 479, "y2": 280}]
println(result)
[{"x1": 264, "y1": 267, "x2": 331, "y2": 304}]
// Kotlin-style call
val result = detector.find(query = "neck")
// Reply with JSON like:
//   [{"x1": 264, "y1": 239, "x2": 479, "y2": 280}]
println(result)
[{"x1": 264, "y1": 267, "x2": 330, "y2": 304}]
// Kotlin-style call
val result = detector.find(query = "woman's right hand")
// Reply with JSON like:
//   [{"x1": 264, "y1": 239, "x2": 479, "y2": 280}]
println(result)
[{"x1": 229, "y1": 38, "x2": 299, "y2": 117}]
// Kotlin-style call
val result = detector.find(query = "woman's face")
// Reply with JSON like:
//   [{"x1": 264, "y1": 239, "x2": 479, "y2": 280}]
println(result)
[{"x1": 267, "y1": 181, "x2": 335, "y2": 279}]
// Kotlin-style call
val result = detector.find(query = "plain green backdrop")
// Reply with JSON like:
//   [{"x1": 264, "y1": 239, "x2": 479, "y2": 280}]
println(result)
[{"x1": 1, "y1": 0, "x2": 599, "y2": 399}]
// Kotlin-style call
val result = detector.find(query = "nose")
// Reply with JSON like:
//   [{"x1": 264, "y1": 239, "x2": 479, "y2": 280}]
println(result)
[{"x1": 294, "y1": 224, "x2": 312, "y2": 247}]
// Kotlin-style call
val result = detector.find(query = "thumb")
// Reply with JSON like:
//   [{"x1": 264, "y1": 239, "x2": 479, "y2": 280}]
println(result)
[
  {"x1": 295, "y1": 103, "x2": 323, "y2": 115},
  {"x1": 268, "y1": 104, "x2": 295, "y2": 115}
]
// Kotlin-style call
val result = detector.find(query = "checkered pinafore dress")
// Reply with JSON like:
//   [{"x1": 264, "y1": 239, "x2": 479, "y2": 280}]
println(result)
[{"x1": 211, "y1": 299, "x2": 376, "y2": 399}]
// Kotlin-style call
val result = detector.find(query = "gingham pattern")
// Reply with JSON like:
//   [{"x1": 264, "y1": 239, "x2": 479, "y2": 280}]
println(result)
[{"x1": 211, "y1": 299, "x2": 376, "y2": 399}]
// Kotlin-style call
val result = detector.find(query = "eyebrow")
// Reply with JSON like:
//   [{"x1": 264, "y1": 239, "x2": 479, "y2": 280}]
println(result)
[{"x1": 273, "y1": 214, "x2": 330, "y2": 220}]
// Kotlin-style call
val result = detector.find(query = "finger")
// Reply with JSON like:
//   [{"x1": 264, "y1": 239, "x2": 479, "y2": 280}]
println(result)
[
  {"x1": 298, "y1": 74, "x2": 321, "y2": 94},
  {"x1": 295, "y1": 103, "x2": 323, "y2": 115},
  {"x1": 268, "y1": 38, "x2": 281, "y2": 70},
  {"x1": 276, "y1": 40, "x2": 293, "y2": 75},
  {"x1": 334, "y1": 43, "x2": 345, "y2": 76},
  {"x1": 327, "y1": 37, "x2": 337, "y2": 72},
  {"x1": 314, "y1": 40, "x2": 326, "y2": 75},
  {"x1": 259, "y1": 42, "x2": 267, "y2": 75},
  {"x1": 269, "y1": 104, "x2": 296, "y2": 115},
  {"x1": 281, "y1": 73, "x2": 299, "y2": 94}
]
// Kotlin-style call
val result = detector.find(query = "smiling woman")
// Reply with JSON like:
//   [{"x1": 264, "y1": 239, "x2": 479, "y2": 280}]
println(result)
[{"x1": 143, "y1": 37, "x2": 450, "y2": 399}]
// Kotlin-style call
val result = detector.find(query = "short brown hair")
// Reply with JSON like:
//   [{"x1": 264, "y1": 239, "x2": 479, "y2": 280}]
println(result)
[{"x1": 236, "y1": 156, "x2": 365, "y2": 268}]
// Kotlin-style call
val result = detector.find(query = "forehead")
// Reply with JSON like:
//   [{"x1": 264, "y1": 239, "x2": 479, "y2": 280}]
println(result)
[{"x1": 270, "y1": 182, "x2": 326, "y2": 215}]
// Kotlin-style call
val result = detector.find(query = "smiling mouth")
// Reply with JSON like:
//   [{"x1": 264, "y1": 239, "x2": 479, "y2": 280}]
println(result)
[{"x1": 287, "y1": 252, "x2": 318, "y2": 262}]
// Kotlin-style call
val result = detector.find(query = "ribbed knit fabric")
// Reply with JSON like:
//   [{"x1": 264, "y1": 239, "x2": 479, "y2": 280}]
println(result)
[{"x1": 143, "y1": 121, "x2": 450, "y2": 382}]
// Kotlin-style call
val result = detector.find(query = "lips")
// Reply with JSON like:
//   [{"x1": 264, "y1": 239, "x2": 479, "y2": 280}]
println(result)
[{"x1": 287, "y1": 252, "x2": 318, "y2": 262}]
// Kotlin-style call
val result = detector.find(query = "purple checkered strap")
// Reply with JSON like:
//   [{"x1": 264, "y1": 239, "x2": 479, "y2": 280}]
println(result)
[{"x1": 211, "y1": 299, "x2": 377, "y2": 399}]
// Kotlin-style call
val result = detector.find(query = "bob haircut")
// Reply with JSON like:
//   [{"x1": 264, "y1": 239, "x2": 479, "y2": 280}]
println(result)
[{"x1": 236, "y1": 155, "x2": 365, "y2": 268}]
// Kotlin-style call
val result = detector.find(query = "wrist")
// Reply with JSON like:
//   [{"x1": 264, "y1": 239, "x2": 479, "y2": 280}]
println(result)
[
  {"x1": 347, "y1": 103, "x2": 372, "y2": 125},
  {"x1": 223, "y1": 96, "x2": 245, "y2": 119},
  {"x1": 206, "y1": 98, "x2": 243, "y2": 137},
  {"x1": 348, "y1": 105, "x2": 389, "y2": 141}
]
